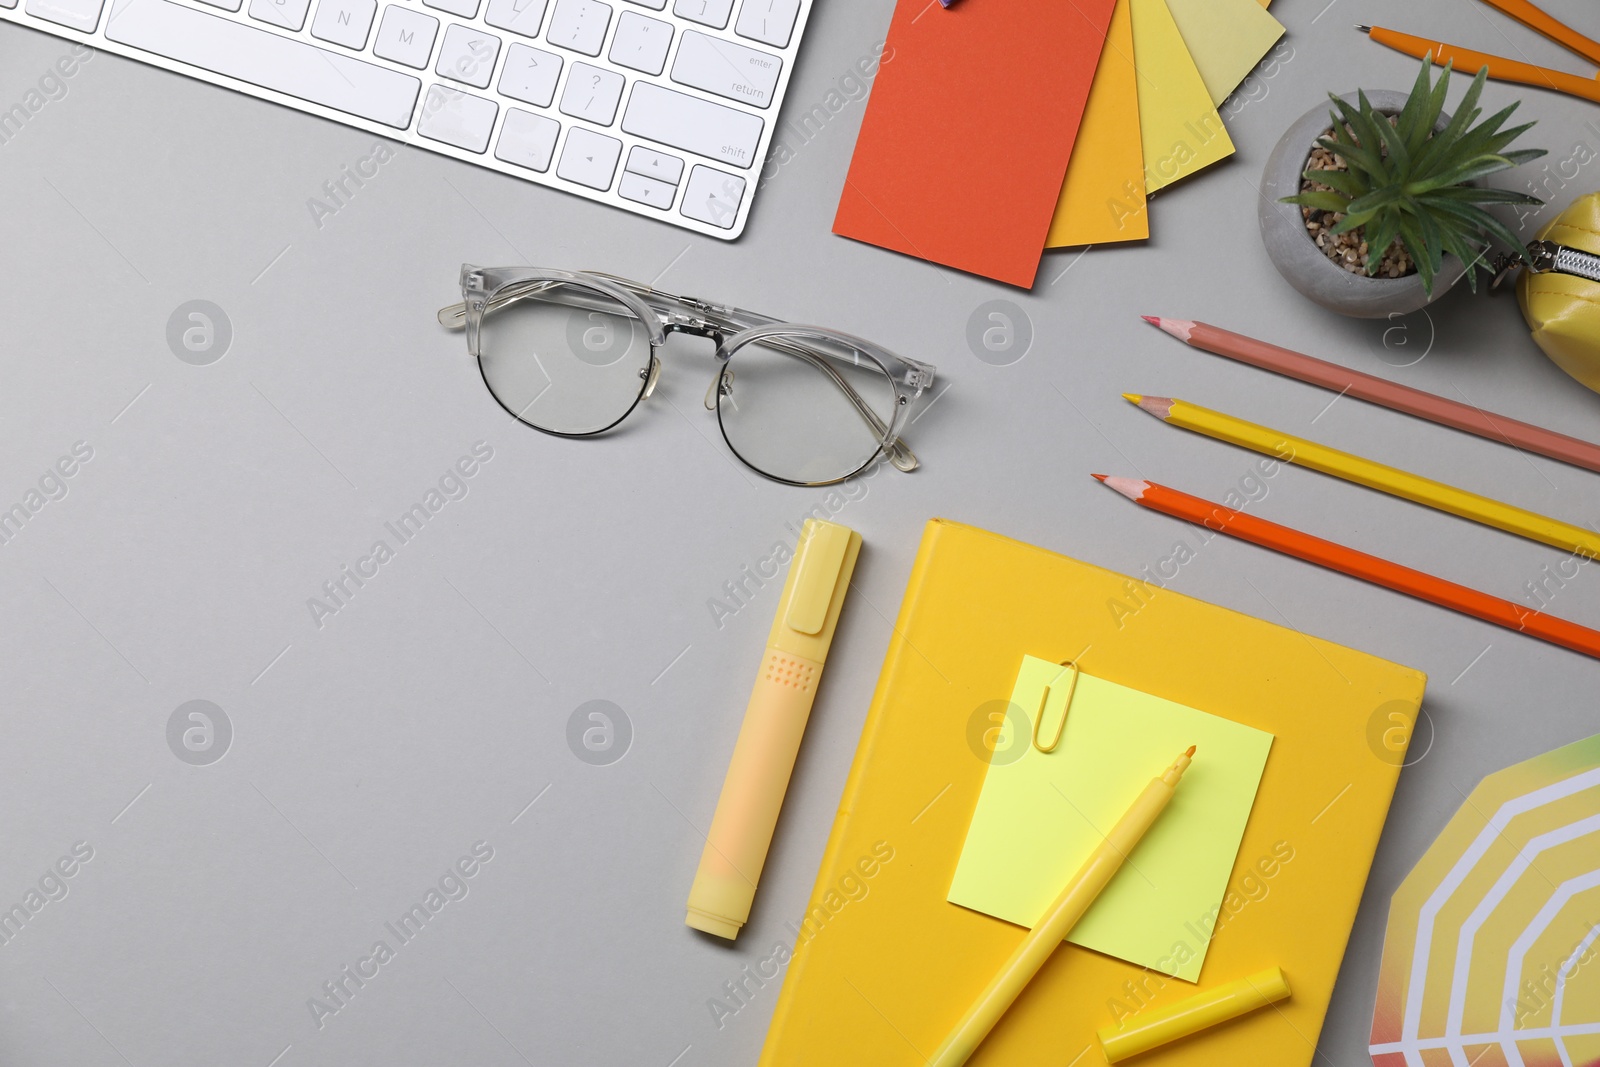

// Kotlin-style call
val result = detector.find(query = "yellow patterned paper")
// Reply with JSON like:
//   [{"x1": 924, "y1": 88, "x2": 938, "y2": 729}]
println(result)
[{"x1": 1370, "y1": 734, "x2": 1600, "y2": 1067}]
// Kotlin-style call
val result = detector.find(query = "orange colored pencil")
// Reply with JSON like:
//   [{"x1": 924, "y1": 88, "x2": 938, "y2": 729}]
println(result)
[
  {"x1": 1142, "y1": 317, "x2": 1600, "y2": 476},
  {"x1": 1358, "y1": 25, "x2": 1600, "y2": 105},
  {"x1": 1093, "y1": 474, "x2": 1600, "y2": 660}
]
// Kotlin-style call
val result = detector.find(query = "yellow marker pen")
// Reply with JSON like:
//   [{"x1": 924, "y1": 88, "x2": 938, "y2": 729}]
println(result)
[
  {"x1": 685, "y1": 518, "x2": 861, "y2": 941},
  {"x1": 1098, "y1": 966, "x2": 1291, "y2": 1062},
  {"x1": 930, "y1": 747, "x2": 1196, "y2": 1067}
]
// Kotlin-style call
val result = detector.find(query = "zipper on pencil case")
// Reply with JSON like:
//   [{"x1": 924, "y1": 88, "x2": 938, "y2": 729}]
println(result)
[
  {"x1": 1492, "y1": 240, "x2": 1600, "y2": 288},
  {"x1": 1524, "y1": 240, "x2": 1600, "y2": 282}
]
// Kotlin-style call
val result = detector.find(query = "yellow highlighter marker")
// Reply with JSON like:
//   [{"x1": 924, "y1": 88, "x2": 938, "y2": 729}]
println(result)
[
  {"x1": 1098, "y1": 965, "x2": 1291, "y2": 1062},
  {"x1": 930, "y1": 747, "x2": 1196, "y2": 1067},
  {"x1": 685, "y1": 519, "x2": 861, "y2": 941}
]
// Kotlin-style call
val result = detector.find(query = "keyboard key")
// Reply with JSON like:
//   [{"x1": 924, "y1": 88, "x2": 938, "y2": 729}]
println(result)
[
  {"x1": 484, "y1": 0, "x2": 546, "y2": 37},
  {"x1": 26, "y1": 0, "x2": 101, "y2": 29},
  {"x1": 735, "y1": 0, "x2": 799, "y2": 48},
  {"x1": 608, "y1": 10, "x2": 670, "y2": 75},
  {"x1": 546, "y1": 0, "x2": 609, "y2": 55},
  {"x1": 105, "y1": 0, "x2": 420, "y2": 127},
  {"x1": 672, "y1": 0, "x2": 728, "y2": 28},
  {"x1": 417, "y1": 84, "x2": 497, "y2": 151},
  {"x1": 193, "y1": 0, "x2": 243, "y2": 11},
  {"x1": 621, "y1": 82, "x2": 762, "y2": 170},
  {"x1": 372, "y1": 5, "x2": 437, "y2": 68},
  {"x1": 422, "y1": 0, "x2": 477, "y2": 17},
  {"x1": 557, "y1": 126, "x2": 621, "y2": 189},
  {"x1": 671, "y1": 30, "x2": 780, "y2": 108},
  {"x1": 248, "y1": 0, "x2": 310, "y2": 32},
  {"x1": 558, "y1": 62, "x2": 623, "y2": 125},
  {"x1": 498, "y1": 44, "x2": 561, "y2": 107},
  {"x1": 625, "y1": 145, "x2": 682, "y2": 184},
  {"x1": 623, "y1": 0, "x2": 663, "y2": 7},
  {"x1": 1, "y1": 0, "x2": 21, "y2": 8},
  {"x1": 680, "y1": 164, "x2": 743, "y2": 228},
  {"x1": 620, "y1": 170, "x2": 674, "y2": 209},
  {"x1": 497, "y1": 43, "x2": 561, "y2": 107},
  {"x1": 311, "y1": 0, "x2": 376, "y2": 49},
  {"x1": 495, "y1": 108, "x2": 560, "y2": 170},
  {"x1": 436, "y1": 25, "x2": 501, "y2": 89}
]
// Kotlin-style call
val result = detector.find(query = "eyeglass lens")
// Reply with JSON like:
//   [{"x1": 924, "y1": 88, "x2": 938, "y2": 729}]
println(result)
[
  {"x1": 717, "y1": 333, "x2": 897, "y2": 484},
  {"x1": 477, "y1": 282, "x2": 653, "y2": 436}
]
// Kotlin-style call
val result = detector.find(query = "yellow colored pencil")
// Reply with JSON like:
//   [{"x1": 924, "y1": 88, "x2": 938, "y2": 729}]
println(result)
[{"x1": 1126, "y1": 395, "x2": 1600, "y2": 561}]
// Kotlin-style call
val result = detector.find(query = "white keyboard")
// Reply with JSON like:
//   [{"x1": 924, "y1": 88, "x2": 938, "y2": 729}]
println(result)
[{"x1": 1, "y1": 0, "x2": 811, "y2": 238}]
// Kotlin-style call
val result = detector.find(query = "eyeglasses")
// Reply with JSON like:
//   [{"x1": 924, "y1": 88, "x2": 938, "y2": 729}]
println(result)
[{"x1": 437, "y1": 266, "x2": 938, "y2": 486}]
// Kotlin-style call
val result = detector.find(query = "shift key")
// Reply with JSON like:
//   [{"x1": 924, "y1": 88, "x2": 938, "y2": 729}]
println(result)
[{"x1": 622, "y1": 82, "x2": 762, "y2": 170}]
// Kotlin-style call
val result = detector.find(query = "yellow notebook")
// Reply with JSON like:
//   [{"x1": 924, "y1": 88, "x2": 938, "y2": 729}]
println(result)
[{"x1": 758, "y1": 519, "x2": 1426, "y2": 1067}]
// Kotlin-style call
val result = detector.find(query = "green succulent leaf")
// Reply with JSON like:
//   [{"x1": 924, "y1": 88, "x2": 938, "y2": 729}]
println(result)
[
  {"x1": 1303, "y1": 168, "x2": 1368, "y2": 198},
  {"x1": 1277, "y1": 57, "x2": 1544, "y2": 292},
  {"x1": 1501, "y1": 148, "x2": 1547, "y2": 166},
  {"x1": 1344, "y1": 186, "x2": 1405, "y2": 216},
  {"x1": 1394, "y1": 58, "x2": 1434, "y2": 155},
  {"x1": 1408, "y1": 155, "x2": 1519, "y2": 194},
  {"x1": 1427, "y1": 185, "x2": 1543, "y2": 205},
  {"x1": 1410, "y1": 204, "x2": 1447, "y2": 278},
  {"x1": 1329, "y1": 208, "x2": 1380, "y2": 235},
  {"x1": 1363, "y1": 212, "x2": 1403, "y2": 276},
  {"x1": 1283, "y1": 191, "x2": 1352, "y2": 212},
  {"x1": 1373, "y1": 115, "x2": 1413, "y2": 176},
  {"x1": 1396, "y1": 213, "x2": 1438, "y2": 295}
]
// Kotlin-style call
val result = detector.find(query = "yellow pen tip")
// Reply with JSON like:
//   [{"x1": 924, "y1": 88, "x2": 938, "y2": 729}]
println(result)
[
  {"x1": 1123, "y1": 393, "x2": 1143, "y2": 404},
  {"x1": 1185, "y1": 745, "x2": 1196, "y2": 757}
]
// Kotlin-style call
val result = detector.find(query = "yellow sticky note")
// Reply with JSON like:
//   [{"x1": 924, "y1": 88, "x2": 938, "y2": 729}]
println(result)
[
  {"x1": 1131, "y1": 0, "x2": 1235, "y2": 192},
  {"x1": 1165, "y1": 0, "x2": 1285, "y2": 107},
  {"x1": 948, "y1": 655, "x2": 1274, "y2": 983},
  {"x1": 1046, "y1": 0, "x2": 1147, "y2": 247}
]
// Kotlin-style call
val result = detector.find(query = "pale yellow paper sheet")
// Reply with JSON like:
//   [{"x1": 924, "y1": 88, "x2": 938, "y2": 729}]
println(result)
[
  {"x1": 1132, "y1": 0, "x2": 1235, "y2": 192},
  {"x1": 1166, "y1": 0, "x2": 1285, "y2": 107},
  {"x1": 948, "y1": 656, "x2": 1274, "y2": 983},
  {"x1": 1046, "y1": 0, "x2": 1147, "y2": 247}
]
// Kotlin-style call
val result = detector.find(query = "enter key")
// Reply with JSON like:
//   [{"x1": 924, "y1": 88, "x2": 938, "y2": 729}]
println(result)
[{"x1": 670, "y1": 30, "x2": 781, "y2": 109}]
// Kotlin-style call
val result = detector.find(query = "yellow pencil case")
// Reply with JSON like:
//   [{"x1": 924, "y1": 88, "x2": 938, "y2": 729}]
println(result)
[{"x1": 1517, "y1": 191, "x2": 1600, "y2": 395}]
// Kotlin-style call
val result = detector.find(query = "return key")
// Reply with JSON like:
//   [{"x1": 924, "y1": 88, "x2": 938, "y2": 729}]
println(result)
[{"x1": 671, "y1": 30, "x2": 781, "y2": 109}]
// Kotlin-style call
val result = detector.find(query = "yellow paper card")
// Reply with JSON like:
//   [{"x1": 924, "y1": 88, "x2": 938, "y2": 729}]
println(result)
[
  {"x1": 1131, "y1": 0, "x2": 1235, "y2": 192},
  {"x1": 1165, "y1": 0, "x2": 1285, "y2": 107},
  {"x1": 948, "y1": 655, "x2": 1274, "y2": 983},
  {"x1": 1046, "y1": 0, "x2": 1147, "y2": 247}
]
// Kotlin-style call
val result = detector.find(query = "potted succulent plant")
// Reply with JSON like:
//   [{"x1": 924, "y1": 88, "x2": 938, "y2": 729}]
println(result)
[{"x1": 1259, "y1": 58, "x2": 1546, "y2": 318}]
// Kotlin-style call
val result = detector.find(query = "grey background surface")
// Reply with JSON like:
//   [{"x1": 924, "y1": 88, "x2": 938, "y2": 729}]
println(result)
[{"x1": 2, "y1": 0, "x2": 1598, "y2": 1063}]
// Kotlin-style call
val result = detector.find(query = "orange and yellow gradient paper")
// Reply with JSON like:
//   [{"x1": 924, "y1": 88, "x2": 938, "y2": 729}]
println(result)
[{"x1": 1370, "y1": 733, "x2": 1600, "y2": 1067}]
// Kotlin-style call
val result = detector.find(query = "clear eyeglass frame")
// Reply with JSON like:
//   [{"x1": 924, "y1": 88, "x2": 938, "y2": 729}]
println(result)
[{"x1": 437, "y1": 265, "x2": 938, "y2": 487}]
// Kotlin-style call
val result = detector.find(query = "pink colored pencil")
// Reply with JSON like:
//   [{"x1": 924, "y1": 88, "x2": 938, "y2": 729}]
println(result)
[{"x1": 1142, "y1": 316, "x2": 1600, "y2": 476}]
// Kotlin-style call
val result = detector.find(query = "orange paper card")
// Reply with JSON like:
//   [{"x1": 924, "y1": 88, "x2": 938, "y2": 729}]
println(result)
[{"x1": 832, "y1": 0, "x2": 1118, "y2": 288}]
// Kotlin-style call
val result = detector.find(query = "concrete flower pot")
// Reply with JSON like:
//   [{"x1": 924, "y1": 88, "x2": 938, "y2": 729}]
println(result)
[{"x1": 1259, "y1": 90, "x2": 1471, "y2": 319}]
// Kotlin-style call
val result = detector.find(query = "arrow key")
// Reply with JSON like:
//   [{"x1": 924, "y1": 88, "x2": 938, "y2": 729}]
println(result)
[
  {"x1": 624, "y1": 146, "x2": 683, "y2": 185},
  {"x1": 556, "y1": 126, "x2": 622, "y2": 190}
]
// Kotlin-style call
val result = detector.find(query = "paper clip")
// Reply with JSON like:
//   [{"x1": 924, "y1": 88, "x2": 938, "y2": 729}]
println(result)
[{"x1": 1032, "y1": 660, "x2": 1080, "y2": 753}]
